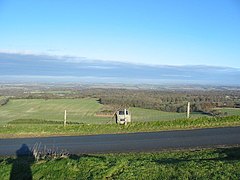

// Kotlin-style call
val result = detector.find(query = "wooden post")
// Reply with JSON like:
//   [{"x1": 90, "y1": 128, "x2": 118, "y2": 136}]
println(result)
[
  {"x1": 187, "y1": 102, "x2": 190, "y2": 118},
  {"x1": 124, "y1": 109, "x2": 127, "y2": 125},
  {"x1": 64, "y1": 110, "x2": 67, "y2": 126}
]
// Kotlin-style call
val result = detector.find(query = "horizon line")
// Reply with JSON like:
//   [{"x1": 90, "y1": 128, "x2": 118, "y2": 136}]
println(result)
[{"x1": 0, "y1": 49, "x2": 239, "y2": 69}]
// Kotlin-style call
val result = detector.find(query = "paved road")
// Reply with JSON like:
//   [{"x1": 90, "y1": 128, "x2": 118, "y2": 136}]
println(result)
[{"x1": 1, "y1": 127, "x2": 240, "y2": 156}]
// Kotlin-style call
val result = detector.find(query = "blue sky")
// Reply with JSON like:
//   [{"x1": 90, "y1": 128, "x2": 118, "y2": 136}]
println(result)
[{"x1": 0, "y1": 0, "x2": 240, "y2": 67}]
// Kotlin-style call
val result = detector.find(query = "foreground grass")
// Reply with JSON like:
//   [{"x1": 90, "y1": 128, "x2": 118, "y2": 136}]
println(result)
[
  {"x1": 1, "y1": 116, "x2": 240, "y2": 138},
  {"x1": 0, "y1": 147, "x2": 240, "y2": 179}
]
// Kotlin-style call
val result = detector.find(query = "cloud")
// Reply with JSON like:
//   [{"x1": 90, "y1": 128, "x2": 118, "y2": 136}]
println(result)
[
  {"x1": 0, "y1": 49, "x2": 37, "y2": 55},
  {"x1": 0, "y1": 51, "x2": 240, "y2": 85}
]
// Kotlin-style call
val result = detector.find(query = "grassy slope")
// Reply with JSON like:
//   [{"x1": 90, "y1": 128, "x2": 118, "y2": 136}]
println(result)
[
  {"x1": 0, "y1": 98, "x2": 240, "y2": 138},
  {"x1": 1, "y1": 147, "x2": 240, "y2": 179},
  {"x1": 0, "y1": 98, "x2": 111, "y2": 125},
  {"x1": 0, "y1": 98, "x2": 209, "y2": 125},
  {"x1": 1, "y1": 98, "x2": 239, "y2": 125},
  {"x1": 214, "y1": 108, "x2": 240, "y2": 116},
  {"x1": 130, "y1": 107, "x2": 208, "y2": 122},
  {"x1": 1, "y1": 116, "x2": 240, "y2": 138}
]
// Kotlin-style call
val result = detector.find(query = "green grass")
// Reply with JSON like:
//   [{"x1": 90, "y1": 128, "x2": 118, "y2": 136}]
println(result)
[
  {"x1": 0, "y1": 98, "x2": 111, "y2": 125},
  {"x1": 215, "y1": 108, "x2": 240, "y2": 116},
  {"x1": 1, "y1": 116, "x2": 240, "y2": 138},
  {"x1": 0, "y1": 98, "x2": 239, "y2": 126},
  {"x1": 8, "y1": 119, "x2": 82, "y2": 125},
  {"x1": 0, "y1": 98, "x2": 211, "y2": 126},
  {"x1": 130, "y1": 107, "x2": 208, "y2": 122},
  {"x1": 130, "y1": 107, "x2": 240, "y2": 122},
  {"x1": 1, "y1": 98, "x2": 240, "y2": 138},
  {"x1": 1, "y1": 147, "x2": 240, "y2": 179}
]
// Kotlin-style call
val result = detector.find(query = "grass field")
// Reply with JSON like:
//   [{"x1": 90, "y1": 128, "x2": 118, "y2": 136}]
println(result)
[
  {"x1": 1, "y1": 98, "x2": 239, "y2": 126},
  {"x1": 130, "y1": 107, "x2": 208, "y2": 122},
  {"x1": 0, "y1": 98, "x2": 213, "y2": 125},
  {"x1": 0, "y1": 98, "x2": 111, "y2": 125},
  {"x1": 0, "y1": 147, "x2": 240, "y2": 179},
  {"x1": 214, "y1": 108, "x2": 240, "y2": 116},
  {"x1": 0, "y1": 98, "x2": 240, "y2": 138}
]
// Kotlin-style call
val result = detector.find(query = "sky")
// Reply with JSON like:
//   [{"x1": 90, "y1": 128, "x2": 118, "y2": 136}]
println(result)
[{"x1": 0, "y1": 0, "x2": 240, "y2": 67}]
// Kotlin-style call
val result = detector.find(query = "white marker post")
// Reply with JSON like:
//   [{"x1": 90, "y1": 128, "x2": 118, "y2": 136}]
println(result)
[
  {"x1": 187, "y1": 102, "x2": 190, "y2": 118},
  {"x1": 124, "y1": 108, "x2": 127, "y2": 125},
  {"x1": 64, "y1": 110, "x2": 67, "y2": 126}
]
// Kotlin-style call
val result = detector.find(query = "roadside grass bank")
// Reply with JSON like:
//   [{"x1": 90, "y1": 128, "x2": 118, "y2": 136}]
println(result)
[
  {"x1": 0, "y1": 147, "x2": 240, "y2": 179},
  {"x1": 1, "y1": 116, "x2": 240, "y2": 138}
]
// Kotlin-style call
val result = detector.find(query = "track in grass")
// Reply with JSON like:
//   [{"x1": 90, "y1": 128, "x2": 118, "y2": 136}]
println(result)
[{"x1": 0, "y1": 98, "x2": 111, "y2": 125}]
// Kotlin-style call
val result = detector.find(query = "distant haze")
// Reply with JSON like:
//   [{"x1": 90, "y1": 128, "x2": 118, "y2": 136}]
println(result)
[{"x1": 0, "y1": 52, "x2": 239, "y2": 85}]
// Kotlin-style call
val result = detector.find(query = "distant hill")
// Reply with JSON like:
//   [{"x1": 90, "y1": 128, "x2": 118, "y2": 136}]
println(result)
[{"x1": 0, "y1": 52, "x2": 239, "y2": 85}]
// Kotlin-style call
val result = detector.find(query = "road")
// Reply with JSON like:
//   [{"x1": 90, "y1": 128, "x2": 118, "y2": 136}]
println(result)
[{"x1": 1, "y1": 126, "x2": 240, "y2": 156}]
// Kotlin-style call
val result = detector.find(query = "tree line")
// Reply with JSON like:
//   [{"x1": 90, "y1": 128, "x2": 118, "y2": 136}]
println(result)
[
  {"x1": 96, "y1": 89, "x2": 240, "y2": 115},
  {"x1": 0, "y1": 97, "x2": 9, "y2": 106}
]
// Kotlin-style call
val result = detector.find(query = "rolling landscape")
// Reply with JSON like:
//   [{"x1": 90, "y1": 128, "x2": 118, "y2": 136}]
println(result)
[
  {"x1": 1, "y1": 74, "x2": 240, "y2": 180},
  {"x1": 1, "y1": 0, "x2": 240, "y2": 179}
]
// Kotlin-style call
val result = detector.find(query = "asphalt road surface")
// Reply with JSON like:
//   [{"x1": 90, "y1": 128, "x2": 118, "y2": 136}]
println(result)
[{"x1": 1, "y1": 126, "x2": 240, "y2": 156}]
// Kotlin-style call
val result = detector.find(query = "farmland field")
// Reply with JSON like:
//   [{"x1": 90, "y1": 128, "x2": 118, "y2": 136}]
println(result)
[
  {"x1": 0, "y1": 98, "x2": 211, "y2": 125},
  {"x1": 129, "y1": 107, "x2": 208, "y2": 122},
  {"x1": 0, "y1": 98, "x2": 111, "y2": 125},
  {"x1": 214, "y1": 108, "x2": 240, "y2": 116},
  {"x1": 1, "y1": 98, "x2": 240, "y2": 126}
]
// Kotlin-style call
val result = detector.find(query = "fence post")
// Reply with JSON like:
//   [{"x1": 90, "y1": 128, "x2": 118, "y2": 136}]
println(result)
[
  {"x1": 64, "y1": 110, "x2": 67, "y2": 126},
  {"x1": 187, "y1": 102, "x2": 190, "y2": 118}
]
